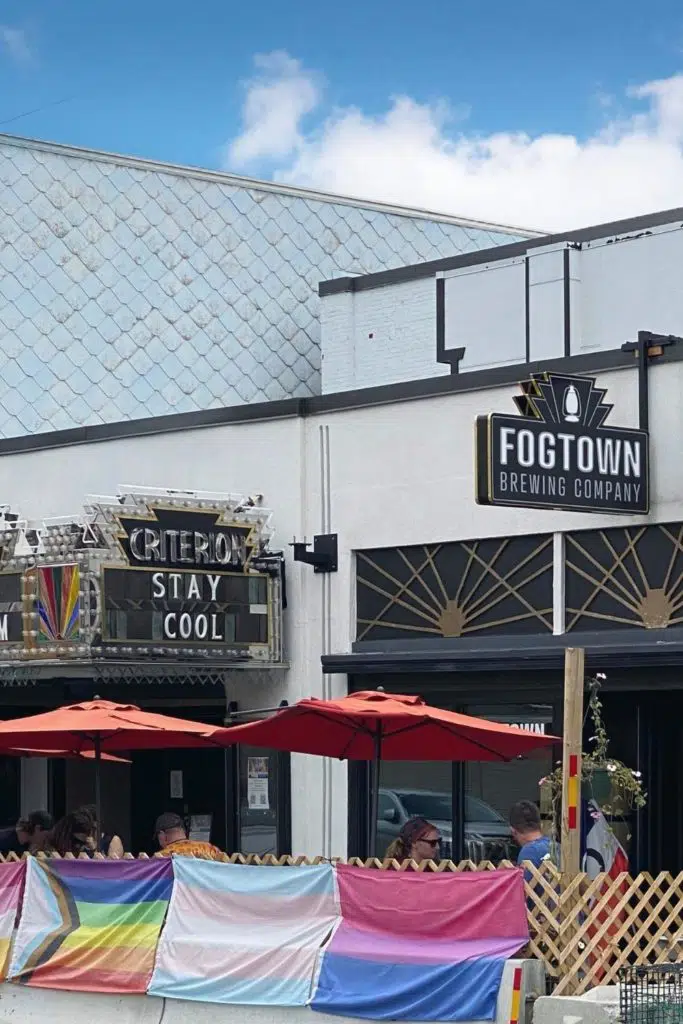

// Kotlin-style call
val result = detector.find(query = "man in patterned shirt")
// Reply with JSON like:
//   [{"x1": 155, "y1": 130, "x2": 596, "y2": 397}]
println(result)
[{"x1": 154, "y1": 812, "x2": 227, "y2": 861}]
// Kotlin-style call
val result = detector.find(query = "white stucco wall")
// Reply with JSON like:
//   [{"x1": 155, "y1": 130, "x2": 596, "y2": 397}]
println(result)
[
  {"x1": 321, "y1": 218, "x2": 683, "y2": 392},
  {"x1": 321, "y1": 278, "x2": 449, "y2": 393},
  {"x1": 0, "y1": 357, "x2": 680, "y2": 855}
]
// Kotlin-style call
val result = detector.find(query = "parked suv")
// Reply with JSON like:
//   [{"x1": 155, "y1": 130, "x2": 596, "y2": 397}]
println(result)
[{"x1": 376, "y1": 788, "x2": 517, "y2": 863}]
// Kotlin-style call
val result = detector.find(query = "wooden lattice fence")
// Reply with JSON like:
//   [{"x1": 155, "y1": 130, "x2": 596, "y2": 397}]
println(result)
[{"x1": 2, "y1": 851, "x2": 682, "y2": 995}]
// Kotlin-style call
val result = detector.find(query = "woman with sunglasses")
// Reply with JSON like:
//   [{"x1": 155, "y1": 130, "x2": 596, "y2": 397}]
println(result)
[
  {"x1": 44, "y1": 810, "x2": 97, "y2": 857},
  {"x1": 385, "y1": 816, "x2": 441, "y2": 863},
  {"x1": 78, "y1": 805, "x2": 124, "y2": 859}
]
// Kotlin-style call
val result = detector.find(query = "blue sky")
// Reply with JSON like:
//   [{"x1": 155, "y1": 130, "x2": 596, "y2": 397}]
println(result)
[{"x1": 2, "y1": 0, "x2": 683, "y2": 229}]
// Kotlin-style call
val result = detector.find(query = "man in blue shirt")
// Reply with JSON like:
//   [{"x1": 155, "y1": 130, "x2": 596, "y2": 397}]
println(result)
[{"x1": 509, "y1": 800, "x2": 556, "y2": 883}]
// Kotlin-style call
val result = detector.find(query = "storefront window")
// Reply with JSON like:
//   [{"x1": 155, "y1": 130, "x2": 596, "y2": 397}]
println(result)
[
  {"x1": 0, "y1": 757, "x2": 19, "y2": 828},
  {"x1": 465, "y1": 703, "x2": 555, "y2": 863},
  {"x1": 238, "y1": 745, "x2": 280, "y2": 857},
  {"x1": 376, "y1": 761, "x2": 453, "y2": 860}
]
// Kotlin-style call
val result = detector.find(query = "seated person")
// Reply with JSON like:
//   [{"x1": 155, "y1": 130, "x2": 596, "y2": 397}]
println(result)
[
  {"x1": 154, "y1": 812, "x2": 227, "y2": 862},
  {"x1": 509, "y1": 799, "x2": 557, "y2": 882},
  {"x1": 44, "y1": 810, "x2": 95, "y2": 857},
  {"x1": 0, "y1": 810, "x2": 53, "y2": 856},
  {"x1": 77, "y1": 805, "x2": 124, "y2": 858}
]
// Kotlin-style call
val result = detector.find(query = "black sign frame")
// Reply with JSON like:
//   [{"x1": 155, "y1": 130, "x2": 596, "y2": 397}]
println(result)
[
  {"x1": 475, "y1": 371, "x2": 650, "y2": 515},
  {"x1": 113, "y1": 504, "x2": 259, "y2": 572},
  {"x1": 0, "y1": 572, "x2": 23, "y2": 644},
  {"x1": 100, "y1": 564, "x2": 273, "y2": 652}
]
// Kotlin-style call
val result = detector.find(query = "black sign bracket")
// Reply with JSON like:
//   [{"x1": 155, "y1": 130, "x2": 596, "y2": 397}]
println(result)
[
  {"x1": 291, "y1": 535, "x2": 338, "y2": 574},
  {"x1": 621, "y1": 331, "x2": 683, "y2": 433}
]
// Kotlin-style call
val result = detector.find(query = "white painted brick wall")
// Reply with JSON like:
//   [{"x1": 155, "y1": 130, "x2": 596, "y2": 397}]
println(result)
[{"x1": 321, "y1": 278, "x2": 449, "y2": 393}]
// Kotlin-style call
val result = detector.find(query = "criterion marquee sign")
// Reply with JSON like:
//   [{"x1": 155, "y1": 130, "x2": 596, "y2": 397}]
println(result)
[
  {"x1": 103, "y1": 503, "x2": 272, "y2": 653},
  {"x1": 116, "y1": 505, "x2": 257, "y2": 572},
  {"x1": 475, "y1": 372, "x2": 649, "y2": 515},
  {"x1": 0, "y1": 487, "x2": 284, "y2": 667}
]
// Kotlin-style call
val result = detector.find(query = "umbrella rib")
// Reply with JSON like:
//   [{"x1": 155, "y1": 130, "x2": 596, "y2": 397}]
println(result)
[
  {"x1": 249, "y1": 705, "x2": 379, "y2": 758},
  {"x1": 298, "y1": 707, "x2": 377, "y2": 757},
  {"x1": 251, "y1": 705, "x2": 540, "y2": 761},
  {"x1": 378, "y1": 718, "x2": 540, "y2": 761}
]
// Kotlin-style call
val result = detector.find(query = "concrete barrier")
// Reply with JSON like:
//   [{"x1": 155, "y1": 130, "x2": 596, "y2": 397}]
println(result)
[
  {"x1": 0, "y1": 985, "x2": 163, "y2": 1024},
  {"x1": 0, "y1": 960, "x2": 546, "y2": 1024},
  {"x1": 533, "y1": 985, "x2": 620, "y2": 1024}
]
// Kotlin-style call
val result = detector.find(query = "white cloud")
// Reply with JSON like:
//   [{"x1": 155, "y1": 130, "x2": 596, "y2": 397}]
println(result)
[
  {"x1": 227, "y1": 51, "x2": 321, "y2": 167},
  {"x1": 225, "y1": 53, "x2": 683, "y2": 232},
  {"x1": 0, "y1": 25, "x2": 31, "y2": 64}
]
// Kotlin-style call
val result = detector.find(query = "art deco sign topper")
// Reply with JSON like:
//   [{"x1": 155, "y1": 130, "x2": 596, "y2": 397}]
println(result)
[{"x1": 475, "y1": 372, "x2": 649, "y2": 515}]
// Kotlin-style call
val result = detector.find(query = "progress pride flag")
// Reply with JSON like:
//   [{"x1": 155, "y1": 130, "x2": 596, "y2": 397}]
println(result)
[{"x1": 312, "y1": 866, "x2": 529, "y2": 1021}]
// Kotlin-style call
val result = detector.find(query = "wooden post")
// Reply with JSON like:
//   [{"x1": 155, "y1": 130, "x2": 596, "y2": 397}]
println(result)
[
  {"x1": 559, "y1": 647, "x2": 585, "y2": 993},
  {"x1": 561, "y1": 646, "x2": 585, "y2": 876}
]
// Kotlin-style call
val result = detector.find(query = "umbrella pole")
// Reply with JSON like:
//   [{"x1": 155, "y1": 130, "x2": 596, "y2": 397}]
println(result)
[
  {"x1": 369, "y1": 725, "x2": 382, "y2": 859},
  {"x1": 94, "y1": 734, "x2": 102, "y2": 843}
]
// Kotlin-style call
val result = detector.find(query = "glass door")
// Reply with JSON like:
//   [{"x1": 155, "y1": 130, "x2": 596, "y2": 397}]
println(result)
[
  {"x1": 376, "y1": 760, "x2": 453, "y2": 860},
  {"x1": 237, "y1": 745, "x2": 286, "y2": 857},
  {"x1": 465, "y1": 703, "x2": 555, "y2": 863}
]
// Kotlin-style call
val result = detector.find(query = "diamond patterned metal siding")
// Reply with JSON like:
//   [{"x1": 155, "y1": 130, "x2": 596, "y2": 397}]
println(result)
[{"x1": 0, "y1": 136, "x2": 527, "y2": 438}]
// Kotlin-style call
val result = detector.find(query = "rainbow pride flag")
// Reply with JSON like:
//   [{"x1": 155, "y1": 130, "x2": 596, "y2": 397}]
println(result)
[
  {"x1": 8, "y1": 857, "x2": 173, "y2": 993},
  {"x1": 0, "y1": 860, "x2": 26, "y2": 978},
  {"x1": 149, "y1": 860, "x2": 339, "y2": 1005},
  {"x1": 311, "y1": 866, "x2": 529, "y2": 1021}
]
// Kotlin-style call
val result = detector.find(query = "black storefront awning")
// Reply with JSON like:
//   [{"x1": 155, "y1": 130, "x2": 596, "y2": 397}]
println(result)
[{"x1": 322, "y1": 627, "x2": 683, "y2": 675}]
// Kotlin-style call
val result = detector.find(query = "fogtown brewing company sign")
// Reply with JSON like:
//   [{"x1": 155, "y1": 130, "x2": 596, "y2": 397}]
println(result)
[{"x1": 475, "y1": 372, "x2": 649, "y2": 515}]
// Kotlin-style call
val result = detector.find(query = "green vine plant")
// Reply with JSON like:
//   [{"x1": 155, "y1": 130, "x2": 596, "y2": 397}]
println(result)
[{"x1": 539, "y1": 673, "x2": 646, "y2": 841}]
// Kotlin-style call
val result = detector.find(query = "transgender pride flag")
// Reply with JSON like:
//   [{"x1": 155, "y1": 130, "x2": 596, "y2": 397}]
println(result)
[
  {"x1": 149, "y1": 860, "x2": 339, "y2": 1005},
  {"x1": 312, "y1": 866, "x2": 529, "y2": 1021}
]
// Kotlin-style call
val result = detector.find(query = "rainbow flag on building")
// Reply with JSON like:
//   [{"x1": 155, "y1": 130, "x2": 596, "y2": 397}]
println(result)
[
  {"x1": 0, "y1": 860, "x2": 26, "y2": 978},
  {"x1": 8, "y1": 857, "x2": 173, "y2": 993},
  {"x1": 311, "y1": 865, "x2": 529, "y2": 1021},
  {"x1": 149, "y1": 860, "x2": 339, "y2": 1005}
]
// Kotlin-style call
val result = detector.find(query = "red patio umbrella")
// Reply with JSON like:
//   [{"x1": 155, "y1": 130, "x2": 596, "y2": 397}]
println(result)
[
  {"x1": 0, "y1": 698, "x2": 226, "y2": 828},
  {"x1": 217, "y1": 690, "x2": 557, "y2": 854},
  {"x1": 7, "y1": 748, "x2": 131, "y2": 764}
]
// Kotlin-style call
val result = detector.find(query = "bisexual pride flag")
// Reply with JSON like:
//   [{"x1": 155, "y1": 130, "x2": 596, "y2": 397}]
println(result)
[
  {"x1": 149, "y1": 860, "x2": 339, "y2": 1005},
  {"x1": 311, "y1": 866, "x2": 529, "y2": 1021},
  {"x1": 8, "y1": 857, "x2": 173, "y2": 993}
]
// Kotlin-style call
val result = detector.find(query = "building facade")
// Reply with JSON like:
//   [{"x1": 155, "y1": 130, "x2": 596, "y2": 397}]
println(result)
[
  {"x1": 0, "y1": 133, "x2": 528, "y2": 439},
  {"x1": 3, "y1": 135, "x2": 683, "y2": 869},
  {"x1": 0, "y1": 132, "x2": 529, "y2": 851}
]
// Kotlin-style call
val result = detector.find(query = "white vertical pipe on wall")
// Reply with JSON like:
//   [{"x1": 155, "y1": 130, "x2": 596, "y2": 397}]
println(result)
[
  {"x1": 319, "y1": 424, "x2": 334, "y2": 858},
  {"x1": 553, "y1": 532, "x2": 565, "y2": 635},
  {"x1": 324, "y1": 425, "x2": 333, "y2": 858}
]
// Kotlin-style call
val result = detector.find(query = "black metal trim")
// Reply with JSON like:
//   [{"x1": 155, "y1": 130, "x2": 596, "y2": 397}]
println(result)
[
  {"x1": 563, "y1": 247, "x2": 571, "y2": 357},
  {"x1": 524, "y1": 256, "x2": 530, "y2": 363},
  {"x1": 322, "y1": 626, "x2": 683, "y2": 674},
  {"x1": 276, "y1": 750, "x2": 292, "y2": 856},
  {"x1": 319, "y1": 206, "x2": 682, "y2": 296},
  {"x1": 347, "y1": 760, "x2": 371, "y2": 858},
  {"x1": 3, "y1": 344, "x2": 677, "y2": 457},
  {"x1": 225, "y1": 743, "x2": 239, "y2": 854},
  {"x1": 436, "y1": 277, "x2": 445, "y2": 363},
  {"x1": 621, "y1": 331, "x2": 683, "y2": 433},
  {"x1": 451, "y1": 760, "x2": 465, "y2": 862},
  {"x1": 435, "y1": 277, "x2": 465, "y2": 373}
]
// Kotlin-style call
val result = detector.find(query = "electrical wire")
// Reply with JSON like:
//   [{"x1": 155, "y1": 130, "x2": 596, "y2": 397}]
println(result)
[{"x1": 0, "y1": 95, "x2": 76, "y2": 128}]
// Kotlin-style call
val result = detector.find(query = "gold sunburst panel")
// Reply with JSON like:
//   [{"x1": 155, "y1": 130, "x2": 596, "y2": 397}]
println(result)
[
  {"x1": 565, "y1": 522, "x2": 683, "y2": 632},
  {"x1": 356, "y1": 535, "x2": 553, "y2": 642}
]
